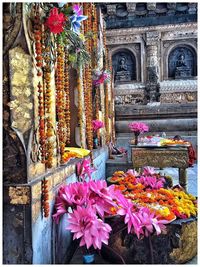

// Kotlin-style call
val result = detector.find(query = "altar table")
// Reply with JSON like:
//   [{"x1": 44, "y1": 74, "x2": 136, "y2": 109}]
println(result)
[{"x1": 130, "y1": 145, "x2": 189, "y2": 190}]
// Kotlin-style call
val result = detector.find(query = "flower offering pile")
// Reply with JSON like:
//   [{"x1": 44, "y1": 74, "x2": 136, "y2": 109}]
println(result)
[
  {"x1": 62, "y1": 147, "x2": 90, "y2": 164},
  {"x1": 108, "y1": 167, "x2": 197, "y2": 222},
  {"x1": 160, "y1": 138, "x2": 190, "y2": 146}
]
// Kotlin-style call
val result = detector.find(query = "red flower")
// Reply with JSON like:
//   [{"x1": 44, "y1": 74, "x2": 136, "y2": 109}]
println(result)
[{"x1": 46, "y1": 7, "x2": 65, "y2": 34}]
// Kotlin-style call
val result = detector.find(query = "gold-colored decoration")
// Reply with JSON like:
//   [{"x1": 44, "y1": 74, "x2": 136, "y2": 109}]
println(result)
[
  {"x1": 56, "y1": 43, "x2": 66, "y2": 162},
  {"x1": 8, "y1": 186, "x2": 30, "y2": 205},
  {"x1": 169, "y1": 220, "x2": 197, "y2": 263},
  {"x1": 64, "y1": 48, "x2": 71, "y2": 144},
  {"x1": 77, "y1": 67, "x2": 86, "y2": 148},
  {"x1": 132, "y1": 147, "x2": 189, "y2": 189},
  {"x1": 8, "y1": 47, "x2": 33, "y2": 133}
]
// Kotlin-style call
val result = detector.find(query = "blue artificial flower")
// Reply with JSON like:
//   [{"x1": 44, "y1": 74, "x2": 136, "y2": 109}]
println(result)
[{"x1": 70, "y1": 14, "x2": 87, "y2": 34}]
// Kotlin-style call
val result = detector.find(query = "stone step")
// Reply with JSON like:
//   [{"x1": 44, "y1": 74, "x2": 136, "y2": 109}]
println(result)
[
  {"x1": 115, "y1": 103, "x2": 197, "y2": 120},
  {"x1": 115, "y1": 118, "x2": 197, "y2": 133}
]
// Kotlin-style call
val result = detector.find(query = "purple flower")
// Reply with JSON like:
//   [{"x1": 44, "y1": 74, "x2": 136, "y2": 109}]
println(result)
[
  {"x1": 70, "y1": 5, "x2": 87, "y2": 34},
  {"x1": 73, "y1": 4, "x2": 83, "y2": 16}
]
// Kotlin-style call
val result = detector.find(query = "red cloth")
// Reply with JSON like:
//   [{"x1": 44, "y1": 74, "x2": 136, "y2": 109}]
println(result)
[{"x1": 187, "y1": 143, "x2": 196, "y2": 167}]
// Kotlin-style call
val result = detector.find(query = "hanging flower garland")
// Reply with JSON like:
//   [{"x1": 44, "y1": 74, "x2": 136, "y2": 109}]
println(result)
[
  {"x1": 43, "y1": 29, "x2": 54, "y2": 169},
  {"x1": 91, "y1": 4, "x2": 98, "y2": 69},
  {"x1": 33, "y1": 5, "x2": 46, "y2": 163},
  {"x1": 83, "y1": 3, "x2": 93, "y2": 152},
  {"x1": 77, "y1": 67, "x2": 86, "y2": 148},
  {"x1": 56, "y1": 42, "x2": 66, "y2": 162},
  {"x1": 42, "y1": 178, "x2": 50, "y2": 217},
  {"x1": 64, "y1": 47, "x2": 71, "y2": 144}
]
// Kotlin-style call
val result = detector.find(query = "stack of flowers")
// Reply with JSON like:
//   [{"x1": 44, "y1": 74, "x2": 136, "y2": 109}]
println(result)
[
  {"x1": 53, "y1": 180, "x2": 120, "y2": 249},
  {"x1": 108, "y1": 167, "x2": 197, "y2": 222},
  {"x1": 53, "y1": 177, "x2": 173, "y2": 251}
]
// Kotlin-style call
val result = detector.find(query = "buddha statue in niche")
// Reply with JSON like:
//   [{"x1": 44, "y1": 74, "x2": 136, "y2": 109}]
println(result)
[
  {"x1": 115, "y1": 56, "x2": 131, "y2": 82},
  {"x1": 175, "y1": 52, "x2": 191, "y2": 79},
  {"x1": 176, "y1": 53, "x2": 187, "y2": 67}
]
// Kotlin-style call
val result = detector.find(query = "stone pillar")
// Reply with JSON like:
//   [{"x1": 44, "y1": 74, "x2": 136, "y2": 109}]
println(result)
[{"x1": 145, "y1": 31, "x2": 161, "y2": 104}]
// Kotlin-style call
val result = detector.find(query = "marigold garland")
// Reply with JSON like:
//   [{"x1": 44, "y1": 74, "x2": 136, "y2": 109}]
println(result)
[
  {"x1": 91, "y1": 4, "x2": 98, "y2": 69},
  {"x1": 64, "y1": 47, "x2": 71, "y2": 144},
  {"x1": 42, "y1": 178, "x2": 50, "y2": 217},
  {"x1": 83, "y1": 3, "x2": 93, "y2": 151},
  {"x1": 77, "y1": 68, "x2": 86, "y2": 148},
  {"x1": 56, "y1": 42, "x2": 66, "y2": 162}
]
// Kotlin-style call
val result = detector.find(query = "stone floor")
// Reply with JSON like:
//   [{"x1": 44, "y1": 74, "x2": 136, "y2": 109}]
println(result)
[{"x1": 69, "y1": 163, "x2": 198, "y2": 264}]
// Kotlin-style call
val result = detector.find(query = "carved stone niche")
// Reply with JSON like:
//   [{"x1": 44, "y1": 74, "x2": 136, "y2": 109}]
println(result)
[
  {"x1": 112, "y1": 50, "x2": 136, "y2": 83},
  {"x1": 168, "y1": 46, "x2": 197, "y2": 79}
]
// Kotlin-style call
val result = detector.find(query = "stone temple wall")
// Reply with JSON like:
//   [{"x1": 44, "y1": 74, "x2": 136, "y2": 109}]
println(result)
[
  {"x1": 106, "y1": 22, "x2": 197, "y2": 106},
  {"x1": 103, "y1": 3, "x2": 197, "y2": 153}
]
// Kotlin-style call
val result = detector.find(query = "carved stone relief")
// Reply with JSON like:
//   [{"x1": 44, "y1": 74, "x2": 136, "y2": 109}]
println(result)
[
  {"x1": 8, "y1": 46, "x2": 34, "y2": 135},
  {"x1": 132, "y1": 149, "x2": 189, "y2": 168},
  {"x1": 107, "y1": 4, "x2": 116, "y2": 17},
  {"x1": 146, "y1": 31, "x2": 160, "y2": 46},
  {"x1": 147, "y1": 3, "x2": 156, "y2": 11},
  {"x1": 160, "y1": 92, "x2": 197, "y2": 104},
  {"x1": 160, "y1": 79, "x2": 197, "y2": 92},
  {"x1": 126, "y1": 3, "x2": 136, "y2": 14},
  {"x1": 162, "y1": 30, "x2": 197, "y2": 41},
  {"x1": 106, "y1": 23, "x2": 197, "y2": 38},
  {"x1": 106, "y1": 35, "x2": 141, "y2": 45},
  {"x1": 115, "y1": 93, "x2": 144, "y2": 105}
]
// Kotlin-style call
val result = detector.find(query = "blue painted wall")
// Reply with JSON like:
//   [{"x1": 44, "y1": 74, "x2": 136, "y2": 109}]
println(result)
[{"x1": 31, "y1": 146, "x2": 109, "y2": 264}]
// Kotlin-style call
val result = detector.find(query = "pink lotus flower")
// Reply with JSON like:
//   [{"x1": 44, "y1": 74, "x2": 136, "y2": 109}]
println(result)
[
  {"x1": 76, "y1": 159, "x2": 96, "y2": 181},
  {"x1": 88, "y1": 180, "x2": 116, "y2": 218},
  {"x1": 137, "y1": 207, "x2": 169, "y2": 237},
  {"x1": 116, "y1": 193, "x2": 142, "y2": 238},
  {"x1": 128, "y1": 122, "x2": 149, "y2": 134},
  {"x1": 142, "y1": 166, "x2": 155, "y2": 176},
  {"x1": 92, "y1": 120, "x2": 104, "y2": 132},
  {"x1": 136, "y1": 176, "x2": 165, "y2": 189},
  {"x1": 46, "y1": 7, "x2": 65, "y2": 34},
  {"x1": 53, "y1": 185, "x2": 74, "y2": 223},
  {"x1": 66, "y1": 205, "x2": 112, "y2": 249},
  {"x1": 53, "y1": 183, "x2": 89, "y2": 223},
  {"x1": 126, "y1": 169, "x2": 139, "y2": 177}
]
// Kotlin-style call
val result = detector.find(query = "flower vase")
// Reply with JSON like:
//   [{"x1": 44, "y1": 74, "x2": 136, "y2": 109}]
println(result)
[
  {"x1": 93, "y1": 135, "x2": 98, "y2": 149},
  {"x1": 83, "y1": 254, "x2": 95, "y2": 264},
  {"x1": 134, "y1": 132, "x2": 140, "y2": 145}
]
